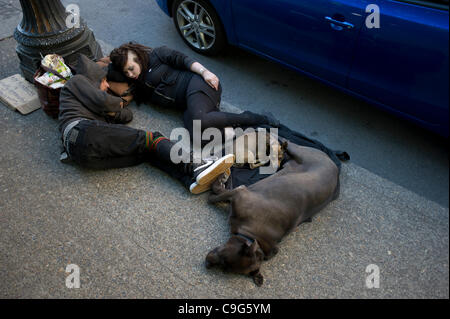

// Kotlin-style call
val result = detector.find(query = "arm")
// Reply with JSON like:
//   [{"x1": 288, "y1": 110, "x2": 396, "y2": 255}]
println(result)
[
  {"x1": 67, "y1": 75, "x2": 123, "y2": 116},
  {"x1": 190, "y1": 62, "x2": 220, "y2": 91},
  {"x1": 107, "y1": 106, "x2": 133, "y2": 124},
  {"x1": 153, "y1": 46, "x2": 195, "y2": 70},
  {"x1": 106, "y1": 101, "x2": 124, "y2": 117},
  {"x1": 154, "y1": 46, "x2": 220, "y2": 90}
]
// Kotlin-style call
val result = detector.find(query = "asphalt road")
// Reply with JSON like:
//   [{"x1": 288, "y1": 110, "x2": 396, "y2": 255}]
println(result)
[{"x1": 54, "y1": 0, "x2": 449, "y2": 208}]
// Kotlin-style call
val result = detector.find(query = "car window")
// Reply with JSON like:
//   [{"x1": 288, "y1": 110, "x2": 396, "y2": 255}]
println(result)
[{"x1": 394, "y1": 0, "x2": 449, "y2": 10}]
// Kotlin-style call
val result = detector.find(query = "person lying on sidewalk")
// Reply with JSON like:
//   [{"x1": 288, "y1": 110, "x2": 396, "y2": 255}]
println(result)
[
  {"x1": 108, "y1": 42, "x2": 280, "y2": 138},
  {"x1": 58, "y1": 54, "x2": 234, "y2": 194}
]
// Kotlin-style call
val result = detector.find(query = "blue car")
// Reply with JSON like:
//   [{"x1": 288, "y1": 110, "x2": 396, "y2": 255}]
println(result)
[{"x1": 156, "y1": 0, "x2": 449, "y2": 137}]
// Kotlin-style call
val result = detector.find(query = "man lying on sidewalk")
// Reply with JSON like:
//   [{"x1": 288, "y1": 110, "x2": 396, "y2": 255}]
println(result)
[{"x1": 58, "y1": 54, "x2": 234, "y2": 194}]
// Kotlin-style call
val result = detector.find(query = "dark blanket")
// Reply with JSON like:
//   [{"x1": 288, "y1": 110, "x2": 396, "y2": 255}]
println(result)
[{"x1": 228, "y1": 123, "x2": 350, "y2": 189}]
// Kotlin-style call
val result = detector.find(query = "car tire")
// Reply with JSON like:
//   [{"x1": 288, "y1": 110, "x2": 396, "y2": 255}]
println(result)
[{"x1": 172, "y1": 0, "x2": 226, "y2": 56}]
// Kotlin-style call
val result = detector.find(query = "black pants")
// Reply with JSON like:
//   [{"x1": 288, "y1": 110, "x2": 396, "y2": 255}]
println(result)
[
  {"x1": 67, "y1": 120, "x2": 192, "y2": 188},
  {"x1": 183, "y1": 74, "x2": 268, "y2": 138}
]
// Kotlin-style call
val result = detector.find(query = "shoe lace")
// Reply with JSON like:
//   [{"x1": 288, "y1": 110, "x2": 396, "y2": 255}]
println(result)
[{"x1": 201, "y1": 156, "x2": 219, "y2": 163}]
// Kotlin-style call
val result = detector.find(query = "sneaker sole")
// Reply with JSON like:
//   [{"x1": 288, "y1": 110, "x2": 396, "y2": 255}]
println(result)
[
  {"x1": 190, "y1": 182, "x2": 212, "y2": 195},
  {"x1": 196, "y1": 154, "x2": 235, "y2": 186},
  {"x1": 190, "y1": 168, "x2": 232, "y2": 195}
]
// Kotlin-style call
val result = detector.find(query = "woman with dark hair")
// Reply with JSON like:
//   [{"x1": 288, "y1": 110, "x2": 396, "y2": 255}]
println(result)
[
  {"x1": 109, "y1": 42, "x2": 279, "y2": 138},
  {"x1": 58, "y1": 54, "x2": 235, "y2": 195}
]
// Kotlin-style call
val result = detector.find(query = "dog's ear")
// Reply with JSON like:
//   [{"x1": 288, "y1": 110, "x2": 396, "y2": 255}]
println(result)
[
  {"x1": 249, "y1": 241, "x2": 259, "y2": 254},
  {"x1": 250, "y1": 269, "x2": 264, "y2": 287},
  {"x1": 281, "y1": 141, "x2": 288, "y2": 152}
]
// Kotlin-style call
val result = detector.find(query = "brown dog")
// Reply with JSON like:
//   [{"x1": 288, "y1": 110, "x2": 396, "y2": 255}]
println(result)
[
  {"x1": 232, "y1": 130, "x2": 287, "y2": 170},
  {"x1": 205, "y1": 141, "x2": 340, "y2": 286}
]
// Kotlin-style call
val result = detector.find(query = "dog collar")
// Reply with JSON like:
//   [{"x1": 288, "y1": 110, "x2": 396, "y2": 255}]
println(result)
[{"x1": 234, "y1": 233, "x2": 255, "y2": 244}]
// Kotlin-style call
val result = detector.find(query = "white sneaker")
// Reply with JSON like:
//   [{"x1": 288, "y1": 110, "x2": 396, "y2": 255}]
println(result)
[
  {"x1": 194, "y1": 154, "x2": 235, "y2": 186},
  {"x1": 190, "y1": 168, "x2": 232, "y2": 195}
]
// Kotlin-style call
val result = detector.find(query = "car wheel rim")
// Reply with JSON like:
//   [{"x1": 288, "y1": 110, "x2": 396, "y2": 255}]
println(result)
[{"x1": 176, "y1": 0, "x2": 216, "y2": 50}]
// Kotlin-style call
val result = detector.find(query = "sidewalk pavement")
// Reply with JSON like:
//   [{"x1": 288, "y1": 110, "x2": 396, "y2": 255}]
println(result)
[{"x1": 0, "y1": 31, "x2": 448, "y2": 298}]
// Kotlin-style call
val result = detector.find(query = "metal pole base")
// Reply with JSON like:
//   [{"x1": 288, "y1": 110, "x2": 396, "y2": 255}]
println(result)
[{"x1": 14, "y1": 0, "x2": 103, "y2": 82}]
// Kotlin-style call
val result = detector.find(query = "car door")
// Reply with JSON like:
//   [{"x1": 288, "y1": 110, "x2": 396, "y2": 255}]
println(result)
[
  {"x1": 348, "y1": 0, "x2": 449, "y2": 132},
  {"x1": 230, "y1": 0, "x2": 366, "y2": 86}
]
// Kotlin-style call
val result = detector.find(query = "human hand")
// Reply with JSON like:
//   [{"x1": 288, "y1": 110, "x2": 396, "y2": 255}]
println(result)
[{"x1": 203, "y1": 70, "x2": 220, "y2": 91}]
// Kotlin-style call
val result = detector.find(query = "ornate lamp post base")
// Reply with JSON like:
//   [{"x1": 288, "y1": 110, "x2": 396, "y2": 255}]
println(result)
[{"x1": 14, "y1": 0, "x2": 103, "y2": 82}]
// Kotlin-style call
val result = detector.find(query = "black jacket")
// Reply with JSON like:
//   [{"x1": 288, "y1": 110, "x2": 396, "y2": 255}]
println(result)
[
  {"x1": 58, "y1": 54, "x2": 132, "y2": 133},
  {"x1": 126, "y1": 46, "x2": 195, "y2": 108}
]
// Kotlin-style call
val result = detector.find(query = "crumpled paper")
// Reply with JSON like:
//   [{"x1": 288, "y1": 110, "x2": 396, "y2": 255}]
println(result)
[{"x1": 35, "y1": 54, "x2": 73, "y2": 89}]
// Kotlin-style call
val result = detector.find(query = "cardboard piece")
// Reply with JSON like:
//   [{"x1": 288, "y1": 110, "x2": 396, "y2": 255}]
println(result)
[{"x1": 0, "y1": 74, "x2": 40, "y2": 115}]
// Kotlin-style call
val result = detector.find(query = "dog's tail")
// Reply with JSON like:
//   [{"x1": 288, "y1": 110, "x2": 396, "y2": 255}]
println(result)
[{"x1": 208, "y1": 186, "x2": 245, "y2": 204}]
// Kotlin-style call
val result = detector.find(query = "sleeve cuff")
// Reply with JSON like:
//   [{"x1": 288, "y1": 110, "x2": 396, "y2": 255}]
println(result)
[{"x1": 185, "y1": 58, "x2": 196, "y2": 71}]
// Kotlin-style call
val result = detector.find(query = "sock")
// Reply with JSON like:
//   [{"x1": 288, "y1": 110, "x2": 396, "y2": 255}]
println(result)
[{"x1": 145, "y1": 131, "x2": 170, "y2": 152}]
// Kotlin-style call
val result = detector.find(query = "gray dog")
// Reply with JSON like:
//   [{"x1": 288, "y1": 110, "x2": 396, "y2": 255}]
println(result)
[{"x1": 205, "y1": 141, "x2": 340, "y2": 286}]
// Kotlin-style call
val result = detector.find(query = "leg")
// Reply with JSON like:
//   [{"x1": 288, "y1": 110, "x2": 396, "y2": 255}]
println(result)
[
  {"x1": 184, "y1": 74, "x2": 270, "y2": 136},
  {"x1": 184, "y1": 91, "x2": 269, "y2": 136},
  {"x1": 151, "y1": 141, "x2": 234, "y2": 194},
  {"x1": 69, "y1": 120, "x2": 234, "y2": 194},
  {"x1": 69, "y1": 120, "x2": 149, "y2": 169},
  {"x1": 69, "y1": 120, "x2": 186, "y2": 177},
  {"x1": 210, "y1": 170, "x2": 230, "y2": 195},
  {"x1": 264, "y1": 246, "x2": 279, "y2": 260},
  {"x1": 147, "y1": 135, "x2": 193, "y2": 189}
]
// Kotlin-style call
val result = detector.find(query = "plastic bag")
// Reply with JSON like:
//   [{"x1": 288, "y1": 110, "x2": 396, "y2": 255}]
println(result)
[{"x1": 35, "y1": 54, "x2": 73, "y2": 88}]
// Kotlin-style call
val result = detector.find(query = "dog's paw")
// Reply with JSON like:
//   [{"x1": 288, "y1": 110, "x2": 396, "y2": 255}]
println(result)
[
  {"x1": 252, "y1": 273, "x2": 264, "y2": 287},
  {"x1": 250, "y1": 270, "x2": 264, "y2": 287},
  {"x1": 210, "y1": 173, "x2": 227, "y2": 195}
]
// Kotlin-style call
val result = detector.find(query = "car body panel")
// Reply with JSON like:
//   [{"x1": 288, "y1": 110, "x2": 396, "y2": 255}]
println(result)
[
  {"x1": 155, "y1": 0, "x2": 170, "y2": 13},
  {"x1": 230, "y1": 0, "x2": 367, "y2": 87},
  {"x1": 155, "y1": 0, "x2": 449, "y2": 137},
  {"x1": 348, "y1": 0, "x2": 449, "y2": 131}
]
